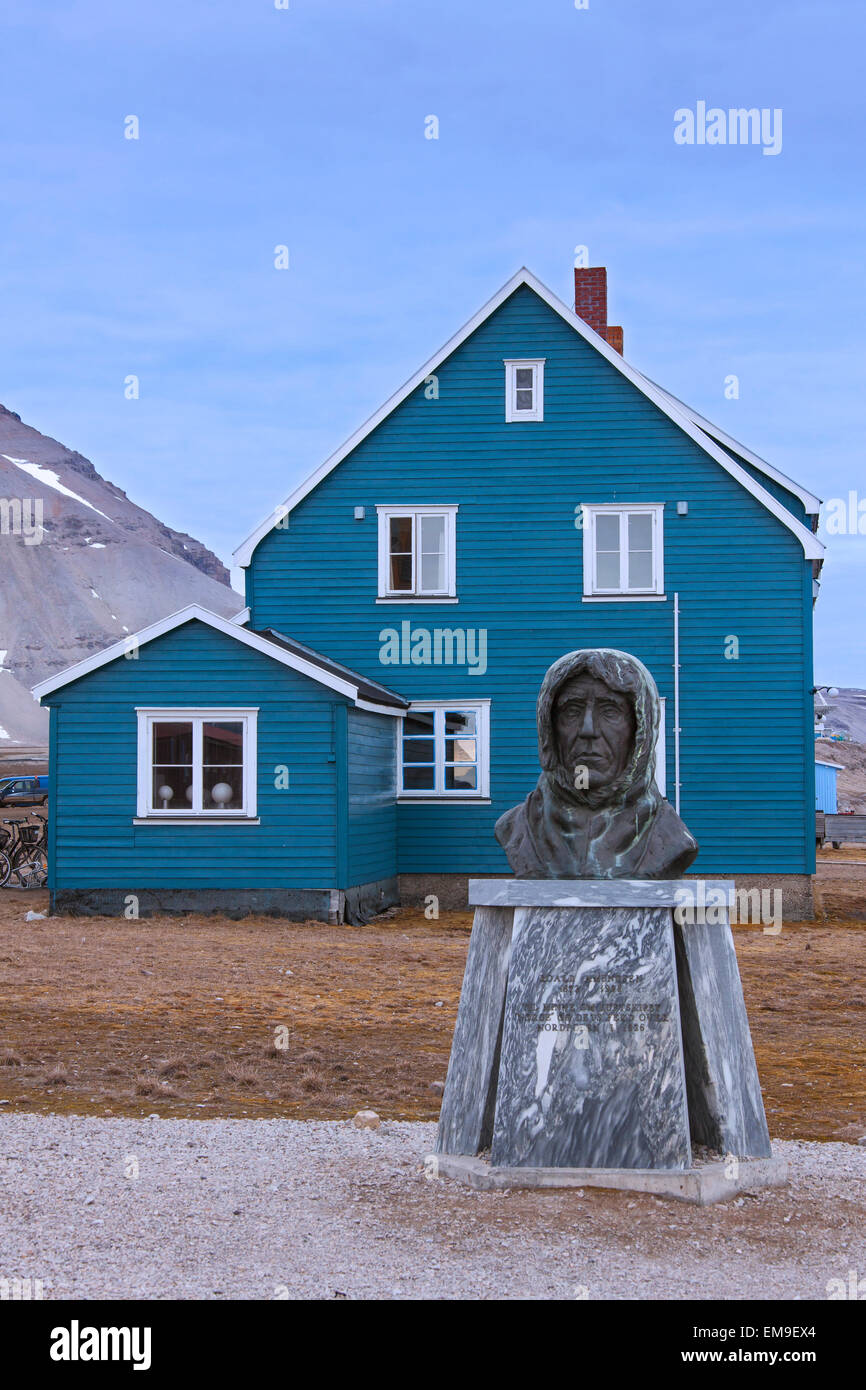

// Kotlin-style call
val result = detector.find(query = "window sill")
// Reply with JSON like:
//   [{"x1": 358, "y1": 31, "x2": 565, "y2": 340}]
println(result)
[
  {"x1": 376, "y1": 596, "x2": 459, "y2": 604},
  {"x1": 398, "y1": 797, "x2": 491, "y2": 805},
  {"x1": 582, "y1": 594, "x2": 667, "y2": 603},
  {"x1": 133, "y1": 817, "x2": 261, "y2": 826}
]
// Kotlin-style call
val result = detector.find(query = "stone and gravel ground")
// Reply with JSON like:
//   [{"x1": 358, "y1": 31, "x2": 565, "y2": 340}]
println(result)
[
  {"x1": 1, "y1": 886, "x2": 864, "y2": 1301},
  {"x1": 1, "y1": 1114, "x2": 864, "y2": 1301}
]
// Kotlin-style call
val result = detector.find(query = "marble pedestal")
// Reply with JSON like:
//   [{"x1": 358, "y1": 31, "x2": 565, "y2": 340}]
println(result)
[{"x1": 433, "y1": 879, "x2": 777, "y2": 1204}]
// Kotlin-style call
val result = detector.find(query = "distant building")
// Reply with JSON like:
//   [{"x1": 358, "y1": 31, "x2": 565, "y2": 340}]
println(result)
[{"x1": 815, "y1": 759, "x2": 843, "y2": 814}]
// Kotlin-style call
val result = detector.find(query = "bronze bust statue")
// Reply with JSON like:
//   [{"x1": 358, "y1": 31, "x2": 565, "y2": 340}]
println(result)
[{"x1": 495, "y1": 648, "x2": 698, "y2": 879}]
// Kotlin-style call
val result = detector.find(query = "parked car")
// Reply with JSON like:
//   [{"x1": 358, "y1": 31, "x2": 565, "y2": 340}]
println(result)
[{"x1": 0, "y1": 776, "x2": 49, "y2": 807}]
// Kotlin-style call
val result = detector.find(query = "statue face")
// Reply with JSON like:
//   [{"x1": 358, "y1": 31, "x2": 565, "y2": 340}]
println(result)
[{"x1": 553, "y1": 674, "x2": 636, "y2": 789}]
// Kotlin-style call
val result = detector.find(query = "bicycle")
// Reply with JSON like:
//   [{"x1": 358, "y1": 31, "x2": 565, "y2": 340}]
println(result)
[
  {"x1": 0, "y1": 810, "x2": 44, "y2": 850},
  {"x1": 0, "y1": 816, "x2": 48, "y2": 888}
]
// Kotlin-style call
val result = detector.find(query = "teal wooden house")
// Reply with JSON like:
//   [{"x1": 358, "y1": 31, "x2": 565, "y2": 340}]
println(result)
[{"x1": 34, "y1": 266, "x2": 824, "y2": 920}]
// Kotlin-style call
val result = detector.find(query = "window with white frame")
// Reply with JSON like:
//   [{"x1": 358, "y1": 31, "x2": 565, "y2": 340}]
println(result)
[
  {"x1": 504, "y1": 359, "x2": 544, "y2": 422},
  {"x1": 582, "y1": 504, "x2": 664, "y2": 597},
  {"x1": 399, "y1": 701, "x2": 490, "y2": 798},
  {"x1": 136, "y1": 709, "x2": 258, "y2": 819},
  {"x1": 377, "y1": 505, "x2": 457, "y2": 598}
]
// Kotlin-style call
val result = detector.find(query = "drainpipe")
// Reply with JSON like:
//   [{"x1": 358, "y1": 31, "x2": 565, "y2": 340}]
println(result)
[{"x1": 673, "y1": 592, "x2": 681, "y2": 814}]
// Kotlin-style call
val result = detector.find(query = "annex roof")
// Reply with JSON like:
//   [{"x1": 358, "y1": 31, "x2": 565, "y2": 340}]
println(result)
[
  {"x1": 253, "y1": 625, "x2": 407, "y2": 709},
  {"x1": 31, "y1": 605, "x2": 409, "y2": 716}
]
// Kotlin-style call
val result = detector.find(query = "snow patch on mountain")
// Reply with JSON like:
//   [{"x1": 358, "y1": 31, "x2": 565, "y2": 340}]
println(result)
[
  {"x1": 0, "y1": 404, "x2": 240, "y2": 750},
  {"x1": 3, "y1": 454, "x2": 111, "y2": 519}
]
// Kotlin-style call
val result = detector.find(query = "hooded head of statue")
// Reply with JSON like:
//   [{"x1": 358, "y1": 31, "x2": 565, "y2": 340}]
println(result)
[{"x1": 494, "y1": 648, "x2": 699, "y2": 879}]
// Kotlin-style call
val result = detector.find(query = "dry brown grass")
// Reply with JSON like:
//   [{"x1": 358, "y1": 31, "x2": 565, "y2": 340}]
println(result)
[
  {"x1": 0, "y1": 892, "x2": 469, "y2": 1122},
  {"x1": 155, "y1": 1056, "x2": 186, "y2": 1077},
  {"x1": 224, "y1": 1062, "x2": 260, "y2": 1089},
  {"x1": 0, "y1": 887, "x2": 863, "y2": 1140},
  {"x1": 814, "y1": 859, "x2": 866, "y2": 920},
  {"x1": 133, "y1": 1075, "x2": 179, "y2": 1099},
  {"x1": 817, "y1": 844, "x2": 866, "y2": 861}
]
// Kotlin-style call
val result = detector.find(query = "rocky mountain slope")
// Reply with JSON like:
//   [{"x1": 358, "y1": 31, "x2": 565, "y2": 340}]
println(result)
[
  {"x1": 0, "y1": 404, "x2": 240, "y2": 751},
  {"x1": 815, "y1": 688, "x2": 866, "y2": 744}
]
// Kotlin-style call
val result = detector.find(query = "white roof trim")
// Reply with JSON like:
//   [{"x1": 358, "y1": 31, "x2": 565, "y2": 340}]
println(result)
[
  {"x1": 232, "y1": 268, "x2": 823, "y2": 566},
  {"x1": 815, "y1": 758, "x2": 845, "y2": 770},
  {"x1": 31, "y1": 604, "x2": 405, "y2": 712},
  {"x1": 355, "y1": 697, "x2": 408, "y2": 718},
  {"x1": 642, "y1": 379, "x2": 821, "y2": 514}
]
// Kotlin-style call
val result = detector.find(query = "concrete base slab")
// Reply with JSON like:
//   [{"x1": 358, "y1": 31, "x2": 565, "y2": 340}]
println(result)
[
  {"x1": 398, "y1": 872, "x2": 815, "y2": 921},
  {"x1": 429, "y1": 1152, "x2": 788, "y2": 1205}
]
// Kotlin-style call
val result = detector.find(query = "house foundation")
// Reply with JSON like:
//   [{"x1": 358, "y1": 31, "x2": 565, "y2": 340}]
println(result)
[{"x1": 51, "y1": 876, "x2": 400, "y2": 925}]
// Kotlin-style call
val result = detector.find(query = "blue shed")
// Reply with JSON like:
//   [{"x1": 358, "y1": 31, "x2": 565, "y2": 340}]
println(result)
[{"x1": 815, "y1": 759, "x2": 843, "y2": 814}]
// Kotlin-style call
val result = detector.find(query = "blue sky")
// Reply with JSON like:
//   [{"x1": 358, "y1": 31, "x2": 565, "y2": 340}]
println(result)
[{"x1": 2, "y1": 0, "x2": 864, "y2": 682}]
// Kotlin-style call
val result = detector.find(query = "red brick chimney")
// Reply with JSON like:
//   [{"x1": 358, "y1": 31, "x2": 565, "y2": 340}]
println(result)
[{"x1": 574, "y1": 266, "x2": 623, "y2": 354}]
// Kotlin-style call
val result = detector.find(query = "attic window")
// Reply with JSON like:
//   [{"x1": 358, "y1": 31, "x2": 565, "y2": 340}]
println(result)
[
  {"x1": 504, "y1": 359, "x2": 544, "y2": 422},
  {"x1": 376, "y1": 506, "x2": 457, "y2": 599}
]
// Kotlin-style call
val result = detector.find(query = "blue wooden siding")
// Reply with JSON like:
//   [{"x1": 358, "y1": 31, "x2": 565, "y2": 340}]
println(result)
[
  {"x1": 47, "y1": 704, "x2": 59, "y2": 893},
  {"x1": 346, "y1": 708, "x2": 398, "y2": 885},
  {"x1": 44, "y1": 621, "x2": 343, "y2": 891},
  {"x1": 246, "y1": 283, "x2": 814, "y2": 876}
]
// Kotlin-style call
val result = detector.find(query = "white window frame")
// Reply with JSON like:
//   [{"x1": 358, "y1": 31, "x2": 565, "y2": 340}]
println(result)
[
  {"x1": 398, "y1": 699, "x2": 490, "y2": 800},
  {"x1": 504, "y1": 359, "x2": 545, "y2": 422},
  {"x1": 376, "y1": 505, "x2": 457, "y2": 599},
  {"x1": 581, "y1": 503, "x2": 665, "y2": 598},
  {"x1": 135, "y1": 708, "x2": 258, "y2": 821}
]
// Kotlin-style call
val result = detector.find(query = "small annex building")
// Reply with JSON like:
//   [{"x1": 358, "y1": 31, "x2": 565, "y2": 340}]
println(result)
[{"x1": 33, "y1": 607, "x2": 407, "y2": 922}]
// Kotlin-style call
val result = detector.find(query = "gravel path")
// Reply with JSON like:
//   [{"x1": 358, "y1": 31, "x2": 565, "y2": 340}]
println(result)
[{"x1": 1, "y1": 1114, "x2": 863, "y2": 1300}]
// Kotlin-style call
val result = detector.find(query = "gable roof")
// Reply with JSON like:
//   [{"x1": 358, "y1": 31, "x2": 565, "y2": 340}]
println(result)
[
  {"x1": 233, "y1": 268, "x2": 824, "y2": 567},
  {"x1": 641, "y1": 377, "x2": 821, "y2": 517},
  {"x1": 31, "y1": 605, "x2": 409, "y2": 715}
]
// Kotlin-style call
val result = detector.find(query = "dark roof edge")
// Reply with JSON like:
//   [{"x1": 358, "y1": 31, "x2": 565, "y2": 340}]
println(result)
[{"x1": 255, "y1": 627, "x2": 409, "y2": 709}]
